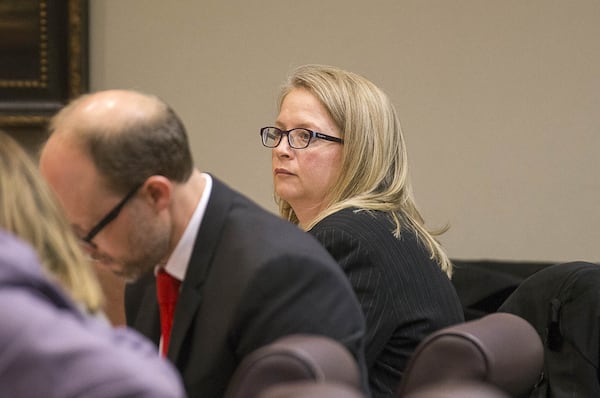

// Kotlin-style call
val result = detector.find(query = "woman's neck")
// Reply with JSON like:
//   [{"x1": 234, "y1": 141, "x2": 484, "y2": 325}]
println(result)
[{"x1": 291, "y1": 200, "x2": 328, "y2": 231}]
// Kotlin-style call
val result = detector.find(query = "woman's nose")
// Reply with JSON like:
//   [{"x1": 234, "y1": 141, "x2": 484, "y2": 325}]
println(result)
[{"x1": 273, "y1": 134, "x2": 293, "y2": 156}]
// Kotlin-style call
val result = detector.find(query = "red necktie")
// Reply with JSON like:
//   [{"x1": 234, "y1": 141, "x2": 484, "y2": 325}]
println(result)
[{"x1": 156, "y1": 269, "x2": 181, "y2": 356}]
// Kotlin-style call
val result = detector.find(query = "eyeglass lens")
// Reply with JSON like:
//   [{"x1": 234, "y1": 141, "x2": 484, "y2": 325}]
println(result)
[{"x1": 261, "y1": 127, "x2": 312, "y2": 149}]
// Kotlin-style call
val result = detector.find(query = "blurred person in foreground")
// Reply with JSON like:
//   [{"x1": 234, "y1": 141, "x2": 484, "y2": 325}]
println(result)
[
  {"x1": 0, "y1": 131, "x2": 103, "y2": 316},
  {"x1": 0, "y1": 131, "x2": 184, "y2": 397},
  {"x1": 260, "y1": 64, "x2": 464, "y2": 397},
  {"x1": 39, "y1": 89, "x2": 369, "y2": 397}
]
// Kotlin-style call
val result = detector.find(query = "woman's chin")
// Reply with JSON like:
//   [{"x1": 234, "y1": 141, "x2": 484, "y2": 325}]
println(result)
[{"x1": 275, "y1": 189, "x2": 298, "y2": 204}]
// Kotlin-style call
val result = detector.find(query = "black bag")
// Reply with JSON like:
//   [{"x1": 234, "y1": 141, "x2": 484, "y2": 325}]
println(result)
[{"x1": 498, "y1": 261, "x2": 600, "y2": 397}]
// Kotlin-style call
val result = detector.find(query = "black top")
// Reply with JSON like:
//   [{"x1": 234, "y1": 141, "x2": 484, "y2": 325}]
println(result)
[{"x1": 310, "y1": 208, "x2": 464, "y2": 397}]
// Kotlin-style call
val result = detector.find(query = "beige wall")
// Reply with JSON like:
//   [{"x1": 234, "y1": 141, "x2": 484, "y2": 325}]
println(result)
[{"x1": 89, "y1": 1, "x2": 599, "y2": 262}]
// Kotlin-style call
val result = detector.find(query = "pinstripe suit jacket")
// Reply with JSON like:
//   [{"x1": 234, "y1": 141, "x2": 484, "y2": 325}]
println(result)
[{"x1": 310, "y1": 208, "x2": 464, "y2": 397}]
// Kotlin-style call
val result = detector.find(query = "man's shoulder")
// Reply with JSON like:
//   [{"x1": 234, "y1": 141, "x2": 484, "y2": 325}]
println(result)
[{"x1": 210, "y1": 176, "x2": 310, "y2": 236}]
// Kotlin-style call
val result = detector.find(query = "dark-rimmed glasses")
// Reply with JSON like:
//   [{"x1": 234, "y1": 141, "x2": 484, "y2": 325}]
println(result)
[
  {"x1": 81, "y1": 183, "x2": 142, "y2": 248},
  {"x1": 260, "y1": 126, "x2": 344, "y2": 149}
]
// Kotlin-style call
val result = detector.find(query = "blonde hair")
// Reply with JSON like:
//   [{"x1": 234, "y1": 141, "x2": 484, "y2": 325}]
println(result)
[
  {"x1": 275, "y1": 64, "x2": 453, "y2": 277},
  {"x1": 0, "y1": 131, "x2": 104, "y2": 313}
]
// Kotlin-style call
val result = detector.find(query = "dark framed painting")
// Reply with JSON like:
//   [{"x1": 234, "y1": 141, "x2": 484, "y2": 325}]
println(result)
[{"x1": 0, "y1": 0, "x2": 88, "y2": 127}]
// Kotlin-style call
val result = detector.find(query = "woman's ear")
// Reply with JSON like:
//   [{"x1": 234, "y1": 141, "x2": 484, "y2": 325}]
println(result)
[{"x1": 141, "y1": 175, "x2": 172, "y2": 212}]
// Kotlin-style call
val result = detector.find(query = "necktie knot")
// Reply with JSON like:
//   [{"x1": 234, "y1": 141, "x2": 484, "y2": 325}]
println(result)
[{"x1": 156, "y1": 269, "x2": 181, "y2": 356}]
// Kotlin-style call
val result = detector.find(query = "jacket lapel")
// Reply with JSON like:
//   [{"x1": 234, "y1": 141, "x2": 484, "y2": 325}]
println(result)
[
  {"x1": 168, "y1": 176, "x2": 233, "y2": 363},
  {"x1": 131, "y1": 281, "x2": 161, "y2": 345}
]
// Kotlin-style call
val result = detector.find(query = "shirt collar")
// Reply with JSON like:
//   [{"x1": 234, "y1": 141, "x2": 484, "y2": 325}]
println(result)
[{"x1": 160, "y1": 173, "x2": 213, "y2": 281}]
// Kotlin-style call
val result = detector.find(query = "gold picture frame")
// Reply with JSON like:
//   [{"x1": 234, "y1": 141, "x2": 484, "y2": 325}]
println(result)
[{"x1": 0, "y1": 0, "x2": 88, "y2": 126}]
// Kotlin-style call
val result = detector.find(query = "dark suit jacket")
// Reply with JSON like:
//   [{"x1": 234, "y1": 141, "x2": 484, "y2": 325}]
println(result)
[
  {"x1": 310, "y1": 208, "x2": 464, "y2": 397},
  {"x1": 125, "y1": 177, "x2": 369, "y2": 397}
]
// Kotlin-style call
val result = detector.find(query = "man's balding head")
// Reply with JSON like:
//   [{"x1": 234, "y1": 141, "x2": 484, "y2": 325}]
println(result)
[
  {"x1": 49, "y1": 89, "x2": 168, "y2": 140},
  {"x1": 42, "y1": 89, "x2": 194, "y2": 194}
]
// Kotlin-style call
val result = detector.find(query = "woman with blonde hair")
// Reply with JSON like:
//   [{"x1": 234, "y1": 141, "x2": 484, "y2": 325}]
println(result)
[
  {"x1": 261, "y1": 64, "x2": 464, "y2": 397},
  {"x1": 0, "y1": 131, "x2": 103, "y2": 315}
]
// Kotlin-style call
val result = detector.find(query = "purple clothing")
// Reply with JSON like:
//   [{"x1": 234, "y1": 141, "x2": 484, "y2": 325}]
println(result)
[{"x1": 0, "y1": 230, "x2": 186, "y2": 398}]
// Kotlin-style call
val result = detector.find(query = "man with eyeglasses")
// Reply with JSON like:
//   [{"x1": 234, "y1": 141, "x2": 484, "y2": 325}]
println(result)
[{"x1": 39, "y1": 89, "x2": 369, "y2": 398}]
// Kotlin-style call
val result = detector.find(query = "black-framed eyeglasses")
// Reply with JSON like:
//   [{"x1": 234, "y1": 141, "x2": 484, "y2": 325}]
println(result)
[
  {"x1": 260, "y1": 126, "x2": 344, "y2": 149},
  {"x1": 81, "y1": 183, "x2": 142, "y2": 247}
]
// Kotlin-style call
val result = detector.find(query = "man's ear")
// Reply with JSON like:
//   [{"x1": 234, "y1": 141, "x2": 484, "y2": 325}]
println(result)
[{"x1": 142, "y1": 175, "x2": 172, "y2": 212}]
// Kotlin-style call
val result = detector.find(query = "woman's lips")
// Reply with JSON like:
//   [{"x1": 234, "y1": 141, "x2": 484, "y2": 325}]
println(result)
[{"x1": 274, "y1": 168, "x2": 294, "y2": 176}]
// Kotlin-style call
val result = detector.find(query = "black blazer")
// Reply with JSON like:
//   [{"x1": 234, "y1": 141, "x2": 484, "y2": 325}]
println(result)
[
  {"x1": 310, "y1": 208, "x2": 464, "y2": 397},
  {"x1": 125, "y1": 177, "x2": 368, "y2": 397}
]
